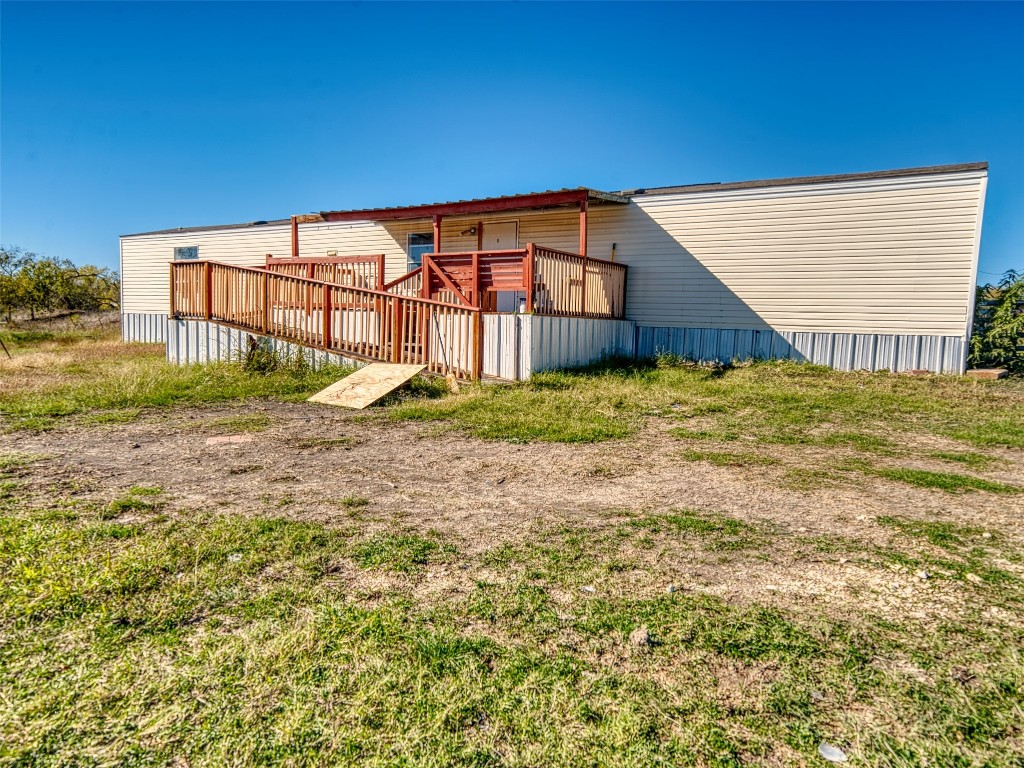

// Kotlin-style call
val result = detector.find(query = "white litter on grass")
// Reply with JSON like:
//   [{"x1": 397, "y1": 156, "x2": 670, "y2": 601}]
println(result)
[
  {"x1": 818, "y1": 742, "x2": 848, "y2": 762},
  {"x1": 228, "y1": 553, "x2": 242, "y2": 563}
]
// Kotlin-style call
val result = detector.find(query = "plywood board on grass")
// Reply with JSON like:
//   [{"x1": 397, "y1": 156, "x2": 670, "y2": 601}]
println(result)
[{"x1": 307, "y1": 363, "x2": 425, "y2": 409}]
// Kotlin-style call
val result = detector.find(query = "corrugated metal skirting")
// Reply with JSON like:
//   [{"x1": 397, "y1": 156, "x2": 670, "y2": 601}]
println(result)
[
  {"x1": 166, "y1": 318, "x2": 360, "y2": 370},
  {"x1": 482, "y1": 315, "x2": 529, "y2": 381},
  {"x1": 529, "y1": 316, "x2": 636, "y2": 374},
  {"x1": 482, "y1": 315, "x2": 636, "y2": 380},
  {"x1": 121, "y1": 312, "x2": 167, "y2": 343},
  {"x1": 635, "y1": 326, "x2": 966, "y2": 374}
]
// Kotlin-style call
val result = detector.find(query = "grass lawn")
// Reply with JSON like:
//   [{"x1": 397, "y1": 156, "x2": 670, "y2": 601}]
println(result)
[
  {"x1": 1, "y1": 458, "x2": 1021, "y2": 767},
  {"x1": 1, "y1": 323, "x2": 1022, "y2": 766},
  {"x1": 392, "y1": 356, "x2": 1024, "y2": 450},
  {"x1": 0, "y1": 324, "x2": 355, "y2": 431}
]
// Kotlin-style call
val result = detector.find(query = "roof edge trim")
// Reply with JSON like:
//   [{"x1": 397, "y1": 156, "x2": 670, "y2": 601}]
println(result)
[{"x1": 624, "y1": 162, "x2": 988, "y2": 198}]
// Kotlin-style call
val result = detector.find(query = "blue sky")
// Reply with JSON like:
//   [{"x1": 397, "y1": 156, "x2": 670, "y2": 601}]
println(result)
[{"x1": 2, "y1": 1, "x2": 1021, "y2": 281}]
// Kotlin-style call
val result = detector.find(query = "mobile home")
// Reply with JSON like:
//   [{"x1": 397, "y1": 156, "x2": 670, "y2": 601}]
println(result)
[{"x1": 120, "y1": 162, "x2": 987, "y2": 377}]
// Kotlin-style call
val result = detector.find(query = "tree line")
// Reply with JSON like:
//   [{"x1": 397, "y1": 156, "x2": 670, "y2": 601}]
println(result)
[
  {"x1": 969, "y1": 269, "x2": 1023, "y2": 374},
  {"x1": 0, "y1": 245, "x2": 120, "y2": 322}
]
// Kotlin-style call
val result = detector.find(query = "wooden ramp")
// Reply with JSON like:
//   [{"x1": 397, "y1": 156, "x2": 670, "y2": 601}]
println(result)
[{"x1": 308, "y1": 363, "x2": 425, "y2": 409}]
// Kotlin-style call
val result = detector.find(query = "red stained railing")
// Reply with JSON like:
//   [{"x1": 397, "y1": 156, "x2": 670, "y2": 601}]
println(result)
[
  {"x1": 265, "y1": 255, "x2": 385, "y2": 291},
  {"x1": 170, "y1": 261, "x2": 481, "y2": 379},
  {"x1": 416, "y1": 246, "x2": 627, "y2": 319}
]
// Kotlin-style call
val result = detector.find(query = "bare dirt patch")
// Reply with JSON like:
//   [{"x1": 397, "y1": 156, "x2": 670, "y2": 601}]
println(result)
[{"x1": 6, "y1": 399, "x2": 1022, "y2": 627}]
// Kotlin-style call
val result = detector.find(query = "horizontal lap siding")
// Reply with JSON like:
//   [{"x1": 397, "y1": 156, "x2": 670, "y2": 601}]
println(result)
[
  {"x1": 123, "y1": 169, "x2": 985, "y2": 347},
  {"x1": 121, "y1": 225, "x2": 290, "y2": 314},
  {"x1": 385, "y1": 209, "x2": 583, "y2": 254},
  {"x1": 587, "y1": 171, "x2": 985, "y2": 337},
  {"x1": 121, "y1": 222, "x2": 407, "y2": 314},
  {"x1": 298, "y1": 222, "x2": 408, "y2": 283},
  {"x1": 121, "y1": 211, "x2": 589, "y2": 316}
]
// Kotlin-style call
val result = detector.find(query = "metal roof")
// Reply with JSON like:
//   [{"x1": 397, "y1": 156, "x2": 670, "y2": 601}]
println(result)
[
  {"x1": 620, "y1": 162, "x2": 988, "y2": 197},
  {"x1": 318, "y1": 187, "x2": 629, "y2": 222},
  {"x1": 120, "y1": 218, "x2": 290, "y2": 238}
]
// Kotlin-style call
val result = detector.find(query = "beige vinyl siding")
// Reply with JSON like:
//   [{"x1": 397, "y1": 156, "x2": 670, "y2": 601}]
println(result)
[
  {"x1": 381, "y1": 209, "x2": 583, "y2": 257},
  {"x1": 121, "y1": 210, "x2": 590, "y2": 314},
  {"x1": 121, "y1": 225, "x2": 290, "y2": 314},
  {"x1": 121, "y1": 167, "x2": 984, "y2": 338},
  {"x1": 586, "y1": 170, "x2": 986, "y2": 336},
  {"x1": 121, "y1": 221, "x2": 406, "y2": 314}
]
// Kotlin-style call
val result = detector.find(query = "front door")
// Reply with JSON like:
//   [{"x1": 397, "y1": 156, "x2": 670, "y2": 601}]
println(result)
[
  {"x1": 481, "y1": 221, "x2": 518, "y2": 251},
  {"x1": 481, "y1": 222, "x2": 521, "y2": 311}
]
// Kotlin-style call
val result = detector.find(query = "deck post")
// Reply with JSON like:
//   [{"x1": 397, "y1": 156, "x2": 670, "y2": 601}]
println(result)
[
  {"x1": 262, "y1": 272, "x2": 269, "y2": 334},
  {"x1": 376, "y1": 255, "x2": 386, "y2": 291},
  {"x1": 390, "y1": 296, "x2": 401, "y2": 363},
  {"x1": 291, "y1": 216, "x2": 299, "y2": 259},
  {"x1": 579, "y1": 199, "x2": 589, "y2": 317},
  {"x1": 473, "y1": 309, "x2": 483, "y2": 381},
  {"x1": 579, "y1": 198, "x2": 588, "y2": 258},
  {"x1": 322, "y1": 286, "x2": 333, "y2": 349},
  {"x1": 305, "y1": 261, "x2": 314, "y2": 317},
  {"x1": 204, "y1": 262, "x2": 212, "y2": 320},
  {"x1": 471, "y1": 252, "x2": 480, "y2": 308},
  {"x1": 169, "y1": 263, "x2": 175, "y2": 317},
  {"x1": 581, "y1": 255, "x2": 589, "y2": 317},
  {"x1": 421, "y1": 255, "x2": 431, "y2": 300},
  {"x1": 525, "y1": 244, "x2": 535, "y2": 313}
]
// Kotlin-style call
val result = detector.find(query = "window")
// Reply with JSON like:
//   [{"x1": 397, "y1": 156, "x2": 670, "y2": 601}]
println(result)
[
  {"x1": 174, "y1": 246, "x2": 199, "y2": 260},
  {"x1": 407, "y1": 233, "x2": 433, "y2": 271}
]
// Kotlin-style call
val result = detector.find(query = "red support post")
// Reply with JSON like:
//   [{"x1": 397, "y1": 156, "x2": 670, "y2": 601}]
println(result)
[
  {"x1": 306, "y1": 261, "x2": 314, "y2": 317},
  {"x1": 471, "y1": 252, "x2": 480, "y2": 308},
  {"x1": 421, "y1": 255, "x2": 432, "y2": 300},
  {"x1": 204, "y1": 261, "x2": 212, "y2": 320},
  {"x1": 579, "y1": 199, "x2": 588, "y2": 258},
  {"x1": 322, "y1": 286, "x2": 333, "y2": 349},
  {"x1": 433, "y1": 214, "x2": 442, "y2": 255},
  {"x1": 390, "y1": 296, "x2": 401, "y2": 363},
  {"x1": 524, "y1": 243, "x2": 535, "y2": 313},
  {"x1": 262, "y1": 272, "x2": 270, "y2": 334},
  {"x1": 291, "y1": 216, "x2": 299, "y2": 259},
  {"x1": 376, "y1": 255, "x2": 386, "y2": 291},
  {"x1": 473, "y1": 310, "x2": 483, "y2": 380}
]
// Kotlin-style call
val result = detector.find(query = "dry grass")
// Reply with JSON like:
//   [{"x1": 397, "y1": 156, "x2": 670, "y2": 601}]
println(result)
[{"x1": 0, "y1": 323, "x2": 353, "y2": 431}]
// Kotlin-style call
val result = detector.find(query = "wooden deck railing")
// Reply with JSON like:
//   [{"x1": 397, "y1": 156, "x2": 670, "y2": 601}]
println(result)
[
  {"x1": 417, "y1": 245, "x2": 627, "y2": 319},
  {"x1": 532, "y1": 245, "x2": 627, "y2": 319},
  {"x1": 265, "y1": 255, "x2": 385, "y2": 291},
  {"x1": 382, "y1": 267, "x2": 423, "y2": 298},
  {"x1": 426, "y1": 250, "x2": 530, "y2": 308},
  {"x1": 170, "y1": 261, "x2": 482, "y2": 379}
]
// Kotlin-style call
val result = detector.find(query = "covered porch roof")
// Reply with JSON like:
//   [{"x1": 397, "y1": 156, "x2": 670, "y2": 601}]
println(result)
[
  {"x1": 291, "y1": 187, "x2": 629, "y2": 260},
  {"x1": 316, "y1": 187, "x2": 629, "y2": 222}
]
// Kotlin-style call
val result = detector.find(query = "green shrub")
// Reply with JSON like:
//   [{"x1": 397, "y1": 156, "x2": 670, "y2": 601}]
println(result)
[{"x1": 969, "y1": 270, "x2": 1023, "y2": 374}]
